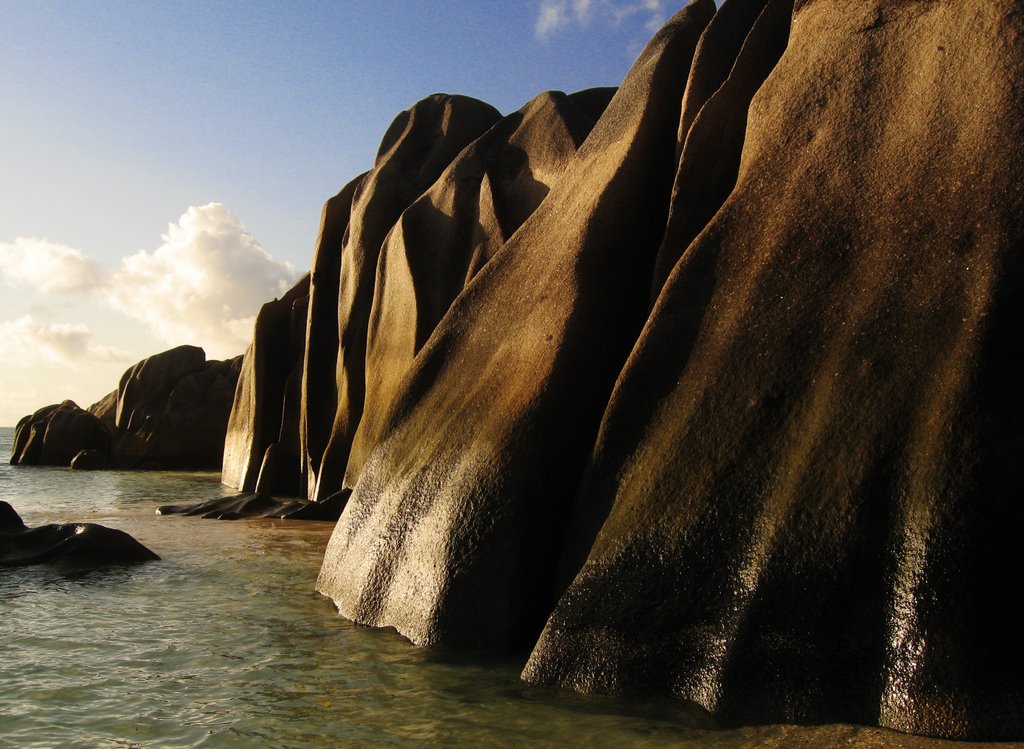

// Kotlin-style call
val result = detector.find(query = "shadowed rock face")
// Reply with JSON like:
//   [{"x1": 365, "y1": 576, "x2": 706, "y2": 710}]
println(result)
[
  {"x1": 316, "y1": 2, "x2": 715, "y2": 651},
  {"x1": 111, "y1": 345, "x2": 242, "y2": 469},
  {"x1": 10, "y1": 402, "x2": 111, "y2": 467},
  {"x1": 221, "y1": 275, "x2": 310, "y2": 494},
  {"x1": 0, "y1": 501, "x2": 159, "y2": 567},
  {"x1": 522, "y1": 0, "x2": 1024, "y2": 741},
  {"x1": 10, "y1": 346, "x2": 240, "y2": 470},
  {"x1": 346, "y1": 87, "x2": 615, "y2": 484},
  {"x1": 310, "y1": 94, "x2": 504, "y2": 501}
]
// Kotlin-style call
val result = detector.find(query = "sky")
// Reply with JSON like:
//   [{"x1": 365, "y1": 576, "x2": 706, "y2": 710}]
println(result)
[{"x1": 0, "y1": 0, "x2": 712, "y2": 426}]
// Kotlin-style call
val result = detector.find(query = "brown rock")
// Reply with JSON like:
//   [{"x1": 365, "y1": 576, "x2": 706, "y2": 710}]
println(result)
[
  {"x1": 316, "y1": 1, "x2": 716, "y2": 650},
  {"x1": 346, "y1": 87, "x2": 614, "y2": 484},
  {"x1": 299, "y1": 173, "x2": 367, "y2": 499},
  {"x1": 222, "y1": 275, "x2": 310, "y2": 492},
  {"x1": 111, "y1": 346, "x2": 242, "y2": 469},
  {"x1": 523, "y1": 0, "x2": 1024, "y2": 741},
  {"x1": 10, "y1": 401, "x2": 111, "y2": 467},
  {"x1": 0, "y1": 501, "x2": 158, "y2": 566},
  {"x1": 311, "y1": 93, "x2": 503, "y2": 500}
]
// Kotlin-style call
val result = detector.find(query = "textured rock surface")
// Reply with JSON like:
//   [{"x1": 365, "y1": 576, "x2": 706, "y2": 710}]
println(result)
[
  {"x1": 522, "y1": 0, "x2": 1024, "y2": 741},
  {"x1": 316, "y1": 2, "x2": 715, "y2": 651},
  {"x1": 112, "y1": 345, "x2": 242, "y2": 469},
  {"x1": 221, "y1": 275, "x2": 310, "y2": 494},
  {"x1": 311, "y1": 94, "x2": 503, "y2": 500},
  {"x1": 10, "y1": 401, "x2": 111, "y2": 467},
  {"x1": 10, "y1": 347, "x2": 241, "y2": 470},
  {"x1": 0, "y1": 501, "x2": 159, "y2": 567},
  {"x1": 299, "y1": 174, "x2": 367, "y2": 499},
  {"x1": 345, "y1": 87, "x2": 614, "y2": 484}
]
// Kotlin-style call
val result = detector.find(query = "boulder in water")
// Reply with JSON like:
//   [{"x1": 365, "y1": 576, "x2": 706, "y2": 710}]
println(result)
[{"x1": 0, "y1": 501, "x2": 159, "y2": 567}]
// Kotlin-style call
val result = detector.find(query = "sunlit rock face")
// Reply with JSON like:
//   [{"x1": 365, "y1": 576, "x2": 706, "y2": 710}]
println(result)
[
  {"x1": 10, "y1": 346, "x2": 240, "y2": 470},
  {"x1": 522, "y1": 0, "x2": 1024, "y2": 741},
  {"x1": 316, "y1": 1, "x2": 714, "y2": 651},
  {"x1": 221, "y1": 275, "x2": 310, "y2": 495},
  {"x1": 345, "y1": 86, "x2": 615, "y2": 485},
  {"x1": 310, "y1": 94, "x2": 505, "y2": 501},
  {"x1": 214, "y1": 0, "x2": 1020, "y2": 739}
]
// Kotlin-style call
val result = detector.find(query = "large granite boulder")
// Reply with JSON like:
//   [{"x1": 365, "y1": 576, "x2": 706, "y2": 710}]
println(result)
[
  {"x1": 299, "y1": 174, "x2": 367, "y2": 500},
  {"x1": 345, "y1": 87, "x2": 615, "y2": 484},
  {"x1": 112, "y1": 345, "x2": 242, "y2": 469},
  {"x1": 0, "y1": 501, "x2": 159, "y2": 567},
  {"x1": 221, "y1": 275, "x2": 310, "y2": 494},
  {"x1": 10, "y1": 346, "x2": 242, "y2": 470},
  {"x1": 523, "y1": 0, "x2": 1024, "y2": 741},
  {"x1": 316, "y1": 2, "x2": 715, "y2": 650},
  {"x1": 10, "y1": 401, "x2": 111, "y2": 467},
  {"x1": 310, "y1": 94, "x2": 503, "y2": 501}
]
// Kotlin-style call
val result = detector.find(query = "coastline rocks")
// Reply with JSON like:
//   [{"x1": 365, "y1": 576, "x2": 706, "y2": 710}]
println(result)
[
  {"x1": 221, "y1": 275, "x2": 311, "y2": 495},
  {"x1": 70, "y1": 449, "x2": 109, "y2": 471},
  {"x1": 523, "y1": 0, "x2": 1024, "y2": 741},
  {"x1": 9, "y1": 346, "x2": 242, "y2": 470},
  {"x1": 0, "y1": 501, "x2": 159, "y2": 567},
  {"x1": 316, "y1": 1, "x2": 715, "y2": 651},
  {"x1": 345, "y1": 86, "x2": 615, "y2": 484},
  {"x1": 157, "y1": 488, "x2": 348, "y2": 521},
  {"x1": 311, "y1": 93, "x2": 503, "y2": 501},
  {"x1": 10, "y1": 401, "x2": 111, "y2": 467}
]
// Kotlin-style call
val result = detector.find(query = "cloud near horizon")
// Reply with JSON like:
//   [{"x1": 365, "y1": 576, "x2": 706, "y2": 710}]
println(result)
[
  {"x1": 0, "y1": 238, "x2": 103, "y2": 293},
  {"x1": 103, "y1": 203, "x2": 297, "y2": 359},
  {"x1": 0, "y1": 203, "x2": 298, "y2": 362},
  {"x1": 0, "y1": 315, "x2": 132, "y2": 367},
  {"x1": 535, "y1": 0, "x2": 666, "y2": 40}
]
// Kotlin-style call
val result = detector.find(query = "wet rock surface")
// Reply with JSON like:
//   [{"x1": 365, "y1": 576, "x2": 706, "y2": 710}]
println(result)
[{"x1": 0, "y1": 501, "x2": 159, "y2": 567}]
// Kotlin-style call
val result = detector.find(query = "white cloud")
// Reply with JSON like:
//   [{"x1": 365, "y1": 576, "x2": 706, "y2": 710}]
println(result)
[
  {"x1": 0, "y1": 315, "x2": 131, "y2": 366},
  {"x1": 536, "y1": 0, "x2": 571, "y2": 39},
  {"x1": 102, "y1": 203, "x2": 297, "y2": 359},
  {"x1": 534, "y1": 0, "x2": 666, "y2": 40},
  {"x1": 0, "y1": 237, "x2": 102, "y2": 292}
]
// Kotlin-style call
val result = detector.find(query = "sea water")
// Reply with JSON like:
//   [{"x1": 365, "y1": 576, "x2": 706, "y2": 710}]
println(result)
[{"x1": 0, "y1": 428, "x2": 1000, "y2": 749}]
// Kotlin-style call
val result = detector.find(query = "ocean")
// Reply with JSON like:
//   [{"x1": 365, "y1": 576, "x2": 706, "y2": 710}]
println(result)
[{"x1": 0, "y1": 427, "x2": 1003, "y2": 748}]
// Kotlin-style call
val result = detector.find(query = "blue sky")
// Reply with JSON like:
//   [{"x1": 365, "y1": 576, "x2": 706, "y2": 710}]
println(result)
[{"x1": 0, "y1": 1, "x2": 709, "y2": 425}]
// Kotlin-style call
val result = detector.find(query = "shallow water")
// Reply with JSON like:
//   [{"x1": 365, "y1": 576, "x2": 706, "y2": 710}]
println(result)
[{"x1": 0, "y1": 428, "x2": 1014, "y2": 748}]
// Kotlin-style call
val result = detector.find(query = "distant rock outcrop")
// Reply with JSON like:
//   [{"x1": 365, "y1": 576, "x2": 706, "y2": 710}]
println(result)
[
  {"x1": 10, "y1": 346, "x2": 241, "y2": 470},
  {"x1": 0, "y1": 501, "x2": 159, "y2": 567},
  {"x1": 10, "y1": 401, "x2": 111, "y2": 468}
]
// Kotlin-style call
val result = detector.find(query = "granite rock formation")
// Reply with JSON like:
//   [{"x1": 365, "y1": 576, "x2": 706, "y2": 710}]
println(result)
[
  {"x1": 10, "y1": 401, "x2": 111, "y2": 468},
  {"x1": 0, "y1": 501, "x2": 159, "y2": 567},
  {"x1": 29, "y1": 0, "x2": 1021, "y2": 740},
  {"x1": 221, "y1": 275, "x2": 311, "y2": 495},
  {"x1": 10, "y1": 346, "x2": 241, "y2": 470}
]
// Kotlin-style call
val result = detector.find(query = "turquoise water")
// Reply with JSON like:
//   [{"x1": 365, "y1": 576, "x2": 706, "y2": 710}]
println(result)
[{"x1": 0, "y1": 427, "x2": 1002, "y2": 748}]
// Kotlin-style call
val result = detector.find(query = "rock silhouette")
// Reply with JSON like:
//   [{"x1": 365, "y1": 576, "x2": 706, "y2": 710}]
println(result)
[
  {"x1": 0, "y1": 501, "x2": 159, "y2": 567},
  {"x1": 10, "y1": 346, "x2": 241, "y2": 470}
]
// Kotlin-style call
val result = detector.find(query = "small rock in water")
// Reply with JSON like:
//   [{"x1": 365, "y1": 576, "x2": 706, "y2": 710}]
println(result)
[{"x1": 0, "y1": 500, "x2": 159, "y2": 567}]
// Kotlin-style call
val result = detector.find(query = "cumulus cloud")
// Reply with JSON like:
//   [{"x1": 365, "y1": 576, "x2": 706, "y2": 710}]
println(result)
[
  {"x1": 534, "y1": 0, "x2": 666, "y2": 40},
  {"x1": 0, "y1": 315, "x2": 132, "y2": 366},
  {"x1": 0, "y1": 238, "x2": 102, "y2": 293},
  {"x1": 536, "y1": 0, "x2": 571, "y2": 38},
  {"x1": 102, "y1": 203, "x2": 297, "y2": 359}
]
